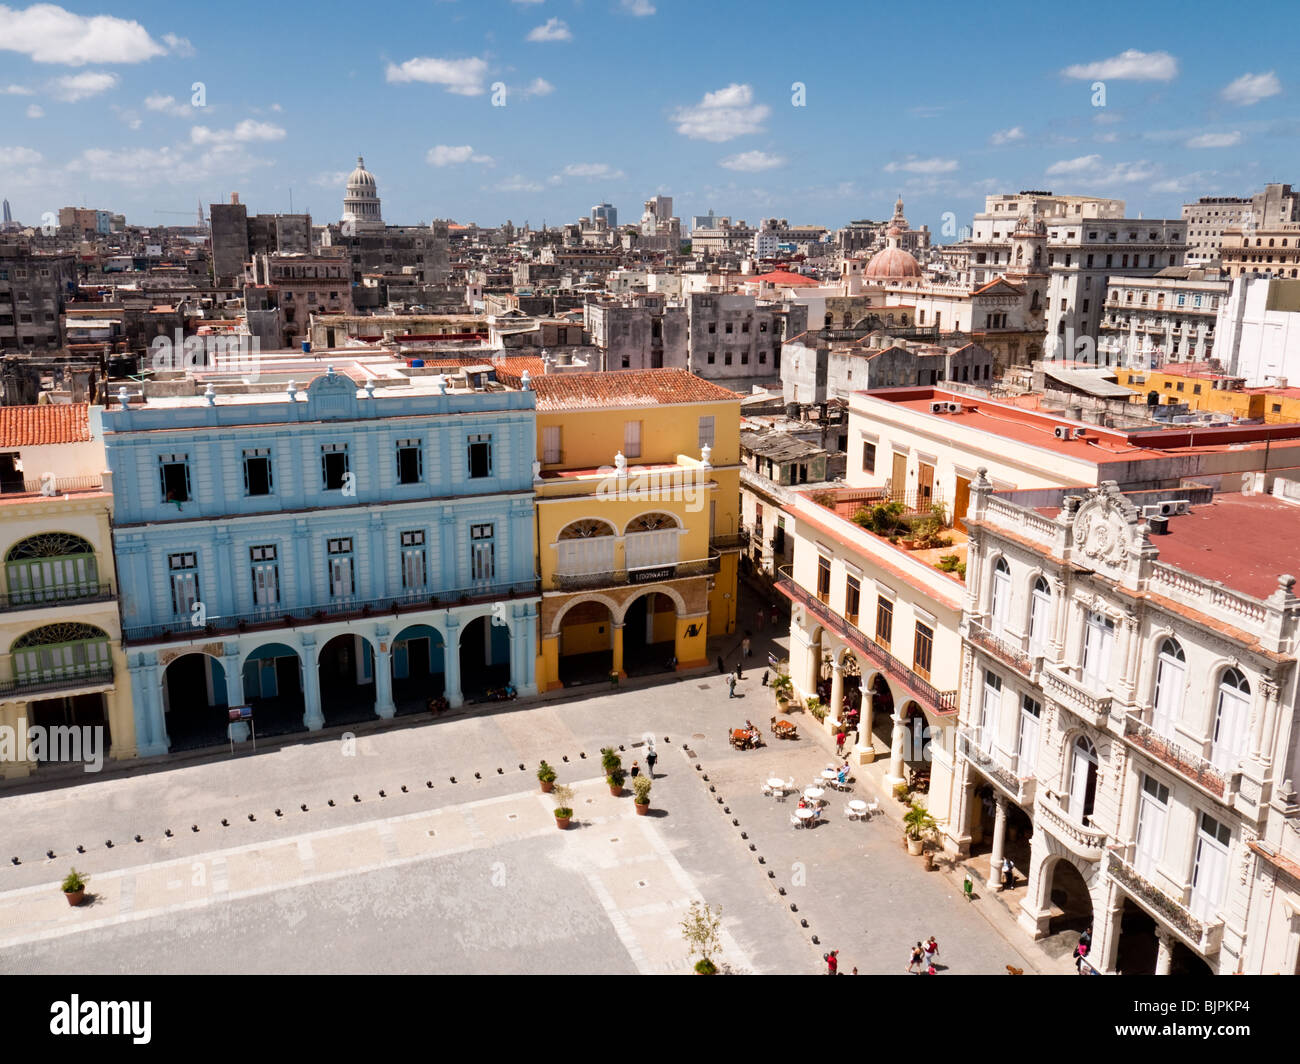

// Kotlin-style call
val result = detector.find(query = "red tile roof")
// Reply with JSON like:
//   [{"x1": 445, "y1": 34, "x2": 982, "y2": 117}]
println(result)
[
  {"x1": 0, "y1": 403, "x2": 92, "y2": 447},
  {"x1": 529, "y1": 369, "x2": 742, "y2": 411},
  {"x1": 750, "y1": 269, "x2": 820, "y2": 287}
]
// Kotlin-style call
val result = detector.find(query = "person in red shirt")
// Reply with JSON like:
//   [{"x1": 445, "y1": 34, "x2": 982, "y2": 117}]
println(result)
[{"x1": 825, "y1": 950, "x2": 838, "y2": 975}]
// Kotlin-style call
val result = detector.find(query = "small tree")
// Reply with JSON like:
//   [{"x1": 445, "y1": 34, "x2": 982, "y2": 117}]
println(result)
[
  {"x1": 537, "y1": 760, "x2": 557, "y2": 784},
  {"x1": 903, "y1": 801, "x2": 938, "y2": 842},
  {"x1": 552, "y1": 783, "x2": 574, "y2": 820},
  {"x1": 600, "y1": 747, "x2": 622, "y2": 774},
  {"x1": 681, "y1": 900, "x2": 723, "y2": 975},
  {"x1": 633, "y1": 774, "x2": 652, "y2": 806}
]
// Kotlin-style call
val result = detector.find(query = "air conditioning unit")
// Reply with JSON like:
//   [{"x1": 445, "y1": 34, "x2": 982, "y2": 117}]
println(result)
[
  {"x1": 944, "y1": 401, "x2": 963, "y2": 414},
  {"x1": 929, "y1": 401, "x2": 948, "y2": 414},
  {"x1": 1142, "y1": 500, "x2": 1190, "y2": 518},
  {"x1": 1053, "y1": 425, "x2": 1070, "y2": 439},
  {"x1": 1072, "y1": 427, "x2": 1087, "y2": 439}
]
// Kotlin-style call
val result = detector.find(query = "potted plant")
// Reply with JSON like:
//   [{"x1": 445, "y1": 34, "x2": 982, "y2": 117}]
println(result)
[
  {"x1": 600, "y1": 747, "x2": 622, "y2": 775},
  {"x1": 633, "y1": 774, "x2": 652, "y2": 815},
  {"x1": 607, "y1": 768, "x2": 627, "y2": 797},
  {"x1": 903, "y1": 801, "x2": 938, "y2": 856},
  {"x1": 61, "y1": 867, "x2": 87, "y2": 907},
  {"x1": 552, "y1": 784, "x2": 574, "y2": 830},
  {"x1": 806, "y1": 695, "x2": 826, "y2": 721},
  {"x1": 537, "y1": 760, "x2": 557, "y2": 794},
  {"x1": 893, "y1": 781, "x2": 910, "y2": 803},
  {"x1": 680, "y1": 900, "x2": 723, "y2": 975},
  {"x1": 772, "y1": 673, "x2": 794, "y2": 712}
]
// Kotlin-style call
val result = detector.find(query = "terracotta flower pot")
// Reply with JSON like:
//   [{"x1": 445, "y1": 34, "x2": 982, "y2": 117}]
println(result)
[
  {"x1": 555, "y1": 815, "x2": 571, "y2": 830},
  {"x1": 64, "y1": 889, "x2": 85, "y2": 907},
  {"x1": 540, "y1": 780, "x2": 554, "y2": 794},
  {"x1": 609, "y1": 784, "x2": 623, "y2": 797},
  {"x1": 906, "y1": 836, "x2": 924, "y2": 856},
  {"x1": 635, "y1": 802, "x2": 649, "y2": 816}
]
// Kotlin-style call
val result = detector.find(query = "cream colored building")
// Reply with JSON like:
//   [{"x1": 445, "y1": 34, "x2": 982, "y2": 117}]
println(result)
[{"x1": 956, "y1": 476, "x2": 1300, "y2": 974}]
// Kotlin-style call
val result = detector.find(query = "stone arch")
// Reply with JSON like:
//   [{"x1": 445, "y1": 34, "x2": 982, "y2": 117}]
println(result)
[
  {"x1": 5, "y1": 531, "x2": 96, "y2": 561},
  {"x1": 1033, "y1": 849, "x2": 1099, "y2": 937},
  {"x1": 161, "y1": 650, "x2": 229, "y2": 752},
  {"x1": 623, "y1": 511, "x2": 681, "y2": 534},
  {"x1": 558, "y1": 517, "x2": 617, "y2": 539},
  {"x1": 317, "y1": 631, "x2": 376, "y2": 725},
  {"x1": 615, "y1": 582, "x2": 687, "y2": 624},
  {"x1": 11, "y1": 621, "x2": 110, "y2": 653},
  {"x1": 551, "y1": 592, "x2": 622, "y2": 637}
]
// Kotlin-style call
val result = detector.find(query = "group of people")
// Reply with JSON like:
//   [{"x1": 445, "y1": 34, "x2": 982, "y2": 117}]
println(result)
[
  {"x1": 1074, "y1": 926, "x2": 1092, "y2": 972},
  {"x1": 795, "y1": 795, "x2": 824, "y2": 825},
  {"x1": 907, "y1": 937, "x2": 941, "y2": 974}
]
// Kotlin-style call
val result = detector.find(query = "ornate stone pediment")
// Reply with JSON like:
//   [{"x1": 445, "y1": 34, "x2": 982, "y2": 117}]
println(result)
[{"x1": 1070, "y1": 483, "x2": 1143, "y2": 579}]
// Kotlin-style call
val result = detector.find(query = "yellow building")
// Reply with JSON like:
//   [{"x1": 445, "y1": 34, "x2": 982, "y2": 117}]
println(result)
[
  {"x1": 528, "y1": 369, "x2": 742, "y2": 690},
  {"x1": 0, "y1": 404, "x2": 132, "y2": 778},
  {"x1": 1112, "y1": 367, "x2": 1266, "y2": 419}
]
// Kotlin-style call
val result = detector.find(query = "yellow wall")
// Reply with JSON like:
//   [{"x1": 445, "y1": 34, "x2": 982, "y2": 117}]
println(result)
[
  {"x1": 0, "y1": 492, "x2": 134, "y2": 778},
  {"x1": 1113, "y1": 368, "x2": 1265, "y2": 419},
  {"x1": 535, "y1": 399, "x2": 741, "y2": 474}
]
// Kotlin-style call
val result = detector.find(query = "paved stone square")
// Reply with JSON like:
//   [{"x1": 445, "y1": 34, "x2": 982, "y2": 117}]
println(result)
[{"x1": 0, "y1": 602, "x2": 1065, "y2": 975}]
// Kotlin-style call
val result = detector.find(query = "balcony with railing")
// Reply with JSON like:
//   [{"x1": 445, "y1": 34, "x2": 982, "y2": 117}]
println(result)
[
  {"x1": 1035, "y1": 791, "x2": 1109, "y2": 861},
  {"x1": 955, "y1": 725, "x2": 1036, "y2": 805},
  {"x1": 0, "y1": 580, "x2": 115, "y2": 614},
  {"x1": 0, "y1": 475, "x2": 105, "y2": 499},
  {"x1": 1122, "y1": 712, "x2": 1231, "y2": 800},
  {"x1": 0, "y1": 644, "x2": 115, "y2": 700},
  {"x1": 1107, "y1": 843, "x2": 1225, "y2": 955},
  {"x1": 1042, "y1": 665, "x2": 1112, "y2": 727},
  {"x1": 967, "y1": 618, "x2": 1036, "y2": 679},
  {"x1": 777, "y1": 566, "x2": 958, "y2": 715},
  {"x1": 122, "y1": 578, "x2": 541, "y2": 645},
  {"x1": 550, "y1": 551, "x2": 721, "y2": 593}
]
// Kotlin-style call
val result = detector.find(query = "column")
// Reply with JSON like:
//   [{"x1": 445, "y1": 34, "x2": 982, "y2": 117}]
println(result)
[
  {"x1": 885, "y1": 712, "x2": 908, "y2": 786},
  {"x1": 1050, "y1": 580, "x2": 1069, "y2": 661},
  {"x1": 1251, "y1": 678, "x2": 1278, "y2": 761},
  {"x1": 134, "y1": 659, "x2": 170, "y2": 757},
  {"x1": 1017, "y1": 836, "x2": 1053, "y2": 939},
  {"x1": 1154, "y1": 928, "x2": 1174, "y2": 975},
  {"x1": 301, "y1": 636, "x2": 324, "y2": 730},
  {"x1": 373, "y1": 628, "x2": 395, "y2": 719},
  {"x1": 611, "y1": 622, "x2": 625, "y2": 677},
  {"x1": 222, "y1": 649, "x2": 245, "y2": 707},
  {"x1": 511, "y1": 607, "x2": 539, "y2": 696},
  {"x1": 829, "y1": 662, "x2": 844, "y2": 729},
  {"x1": 988, "y1": 793, "x2": 1008, "y2": 887},
  {"x1": 854, "y1": 690, "x2": 875, "y2": 764},
  {"x1": 1095, "y1": 897, "x2": 1125, "y2": 975},
  {"x1": 443, "y1": 614, "x2": 463, "y2": 707}
]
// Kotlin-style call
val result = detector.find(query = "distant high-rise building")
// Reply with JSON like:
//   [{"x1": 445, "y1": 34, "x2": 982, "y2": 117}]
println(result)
[
  {"x1": 591, "y1": 202, "x2": 617, "y2": 229},
  {"x1": 2, "y1": 199, "x2": 10, "y2": 224}
]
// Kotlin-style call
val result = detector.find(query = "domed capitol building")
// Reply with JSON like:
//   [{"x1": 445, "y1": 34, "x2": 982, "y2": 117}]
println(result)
[{"x1": 342, "y1": 155, "x2": 384, "y2": 233}]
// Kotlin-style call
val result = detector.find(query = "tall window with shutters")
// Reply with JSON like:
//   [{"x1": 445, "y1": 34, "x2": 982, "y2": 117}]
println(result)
[
  {"x1": 624, "y1": 420, "x2": 642, "y2": 460},
  {"x1": 250, "y1": 544, "x2": 280, "y2": 610},
  {"x1": 1151, "y1": 638, "x2": 1185, "y2": 738},
  {"x1": 327, "y1": 537, "x2": 355, "y2": 599},
  {"x1": 697, "y1": 415, "x2": 715, "y2": 451},
  {"x1": 400, "y1": 530, "x2": 427, "y2": 591},
  {"x1": 542, "y1": 425, "x2": 561, "y2": 465},
  {"x1": 169, "y1": 552, "x2": 200, "y2": 617},
  {"x1": 913, "y1": 621, "x2": 934, "y2": 680},
  {"x1": 1211, "y1": 668, "x2": 1250, "y2": 773},
  {"x1": 470, "y1": 523, "x2": 495, "y2": 583},
  {"x1": 875, "y1": 596, "x2": 893, "y2": 650}
]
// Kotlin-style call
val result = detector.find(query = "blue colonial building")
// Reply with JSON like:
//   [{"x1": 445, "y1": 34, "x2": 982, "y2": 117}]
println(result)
[{"x1": 103, "y1": 365, "x2": 539, "y2": 755}]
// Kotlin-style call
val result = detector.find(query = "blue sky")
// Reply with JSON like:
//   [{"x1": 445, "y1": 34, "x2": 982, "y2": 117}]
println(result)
[{"x1": 1, "y1": 0, "x2": 1297, "y2": 232}]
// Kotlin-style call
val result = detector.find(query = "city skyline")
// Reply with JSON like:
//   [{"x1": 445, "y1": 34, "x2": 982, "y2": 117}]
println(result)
[{"x1": 0, "y1": 0, "x2": 1297, "y2": 231}]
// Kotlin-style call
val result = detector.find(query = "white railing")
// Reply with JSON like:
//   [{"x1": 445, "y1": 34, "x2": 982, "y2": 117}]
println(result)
[
  {"x1": 984, "y1": 497, "x2": 1059, "y2": 544},
  {"x1": 1150, "y1": 562, "x2": 1268, "y2": 627}
]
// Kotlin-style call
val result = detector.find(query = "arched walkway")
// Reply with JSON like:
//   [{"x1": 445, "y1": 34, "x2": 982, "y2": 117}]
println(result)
[
  {"x1": 1045, "y1": 856, "x2": 1093, "y2": 938},
  {"x1": 391, "y1": 624, "x2": 446, "y2": 715},
  {"x1": 242, "y1": 642, "x2": 306, "y2": 738},
  {"x1": 621, "y1": 591, "x2": 678, "y2": 677},
  {"x1": 459, "y1": 614, "x2": 511, "y2": 701},
  {"x1": 163, "y1": 651, "x2": 229, "y2": 752},
  {"x1": 867, "y1": 673, "x2": 894, "y2": 749},
  {"x1": 558, "y1": 599, "x2": 615, "y2": 686},
  {"x1": 318, "y1": 633, "x2": 375, "y2": 726}
]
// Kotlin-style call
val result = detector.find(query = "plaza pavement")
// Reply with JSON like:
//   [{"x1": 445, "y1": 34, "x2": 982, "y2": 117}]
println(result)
[{"x1": 0, "y1": 590, "x2": 1071, "y2": 975}]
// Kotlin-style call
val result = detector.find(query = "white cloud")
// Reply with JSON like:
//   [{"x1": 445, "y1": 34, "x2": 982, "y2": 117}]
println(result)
[
  {"x1": 1061, "y1": 49, "x2": 1178, "y2": 82},
  {"x1": 990, "y1": 126, "x2": 1024, "y2": 145},
  {"x1": 621, "y1": 0, "x2": 656, "y2": 14},
  {"x1": 162, "y1": 32, "x2": 194, "y2": 57},
  {"x1": 427, "y1": 144, "x2": 493, "y2": 166},
  {"x1": 527, "y1": 18, "x2": 571, "y2": 42},
  {"x1": 497, "y1": 174, "x2": 543, "y2": 193},
  {"x1": 66, "y1": 143, "x2": 273, "y2": 185},
  {"x1": 1046, "y1": 154, "x2": 1102, "y2": 175},
  {"x1": 144, "y1": 92, "x2": 193, "y2": 117},
  {"x1": 311, "y1": 170, "x2": 349, "y2": 188},
  {"x1": 719, "y1": 150, "x2": 786, "y2": 172},
  {"x1": 1187, "y1": 131, "x2": 1241, "y2": 149},
  {"x1": 0, "y1": 4, "x2": 166, "y2": 65},
  {"x1": 1221, "y1": 71, "x2": 1281, "y2": 106},
  {"x1": 190, "y1": 119, "x2": 286, "y2": 146},
  {"x1": 883, "y1": 156, "x2": 958, "y2": 174},
  {"x1": 25, "y1": 103, "x2": 42, "y2": 118},
  {"x1": 0, "y1": 146, "x2": 43, "y2": 166},
  {"x1": 51, "y1": 71, "x2": 119, "y2": 101},
  {"x1": 385, "y1": 56, "x2": 489, "y2": 96},
  {"x1": 1, "y1": 84, "x2": 35, "y2": 95},
  {"x1": 672, "y1": 83, "x2": 769, "y2": 142},
  {"x1": 560, "y1": 162, "x2": 625, "y2": 179},
  {"x1": 523, "y1": 77, "x2": 554, "y2": 97}
]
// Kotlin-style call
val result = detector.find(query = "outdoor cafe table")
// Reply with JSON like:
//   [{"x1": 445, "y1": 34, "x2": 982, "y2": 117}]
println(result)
[
  {"x1": 803, "y1": 787, "x2": 825, "y2": 801},
  {"x1": 767, "y1": 778, "x2": 787, "y2": 792},
  {"x1": 820, "y1": 769, "x2": 838, "y2": 782},
  {"x1": 796, "y1": 808, "x2": 816, "y2": 826},
  {"x1": 848, "y1": 800, "x2": 867, "y2": 813}
]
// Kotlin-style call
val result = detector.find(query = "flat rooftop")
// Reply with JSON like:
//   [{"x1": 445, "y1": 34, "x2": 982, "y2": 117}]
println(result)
[{"x1": 1146, "y1": 492, "x2": 1300, "y2": 601}]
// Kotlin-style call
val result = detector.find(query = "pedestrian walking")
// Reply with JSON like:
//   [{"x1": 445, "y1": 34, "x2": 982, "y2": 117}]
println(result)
[
  {"x1": 761, "y1": 670, "x2": 769, "y2": 686},
  {"x1": 1001, "y1": 856, "x2": 1015, "y2": 891},
  {"x1": 924, "y1": 936, "x2": 939, "y2": 970},
  {"x1": 835, "y1": 729, "x2": 847, "y2": 755},
  {"x1": 1074, "y1": 926, "x2": 1092, "y2": 972},
  {"x1": 735, "y1": 662, "x2": 744, "y2": 681},
  {"x1": 742, "y1": 634, "x2": 752, "y2": 657},
  {"x1": 716, "y1": 655, "x2": 724, "y2": 674},
  {"x1": 851, "y1": 967, "x2": 858, "y2": 976},
  {"x1": 630, "y1": 761, "x2": 640, "y2": 779},
  {"x1": 907, "y1": 943, "x2": 924, "y2": 974},
  {"x1": 645, "y1": 748, "x2": 658, "y2": 777},
  {"x1": 728, "y1": 674, "x2": 737, "y2": 698},
  {"x1": 825, "y1": 949, "x2": 838, "y2": 975}
]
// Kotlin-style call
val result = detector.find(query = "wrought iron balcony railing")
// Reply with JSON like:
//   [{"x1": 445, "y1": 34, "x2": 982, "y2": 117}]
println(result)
[{"x1": 0, "y1": 582, "x2": 115, "y2": 614}]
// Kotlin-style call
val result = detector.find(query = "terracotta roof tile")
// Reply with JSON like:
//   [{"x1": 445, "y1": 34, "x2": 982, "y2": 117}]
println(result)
[
  {"x1": 0, "y1": 403, "x2": 92, "y2": 447},
  {"x1": 529, "y1": 369, "x2": 741, "y2": 411}
]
